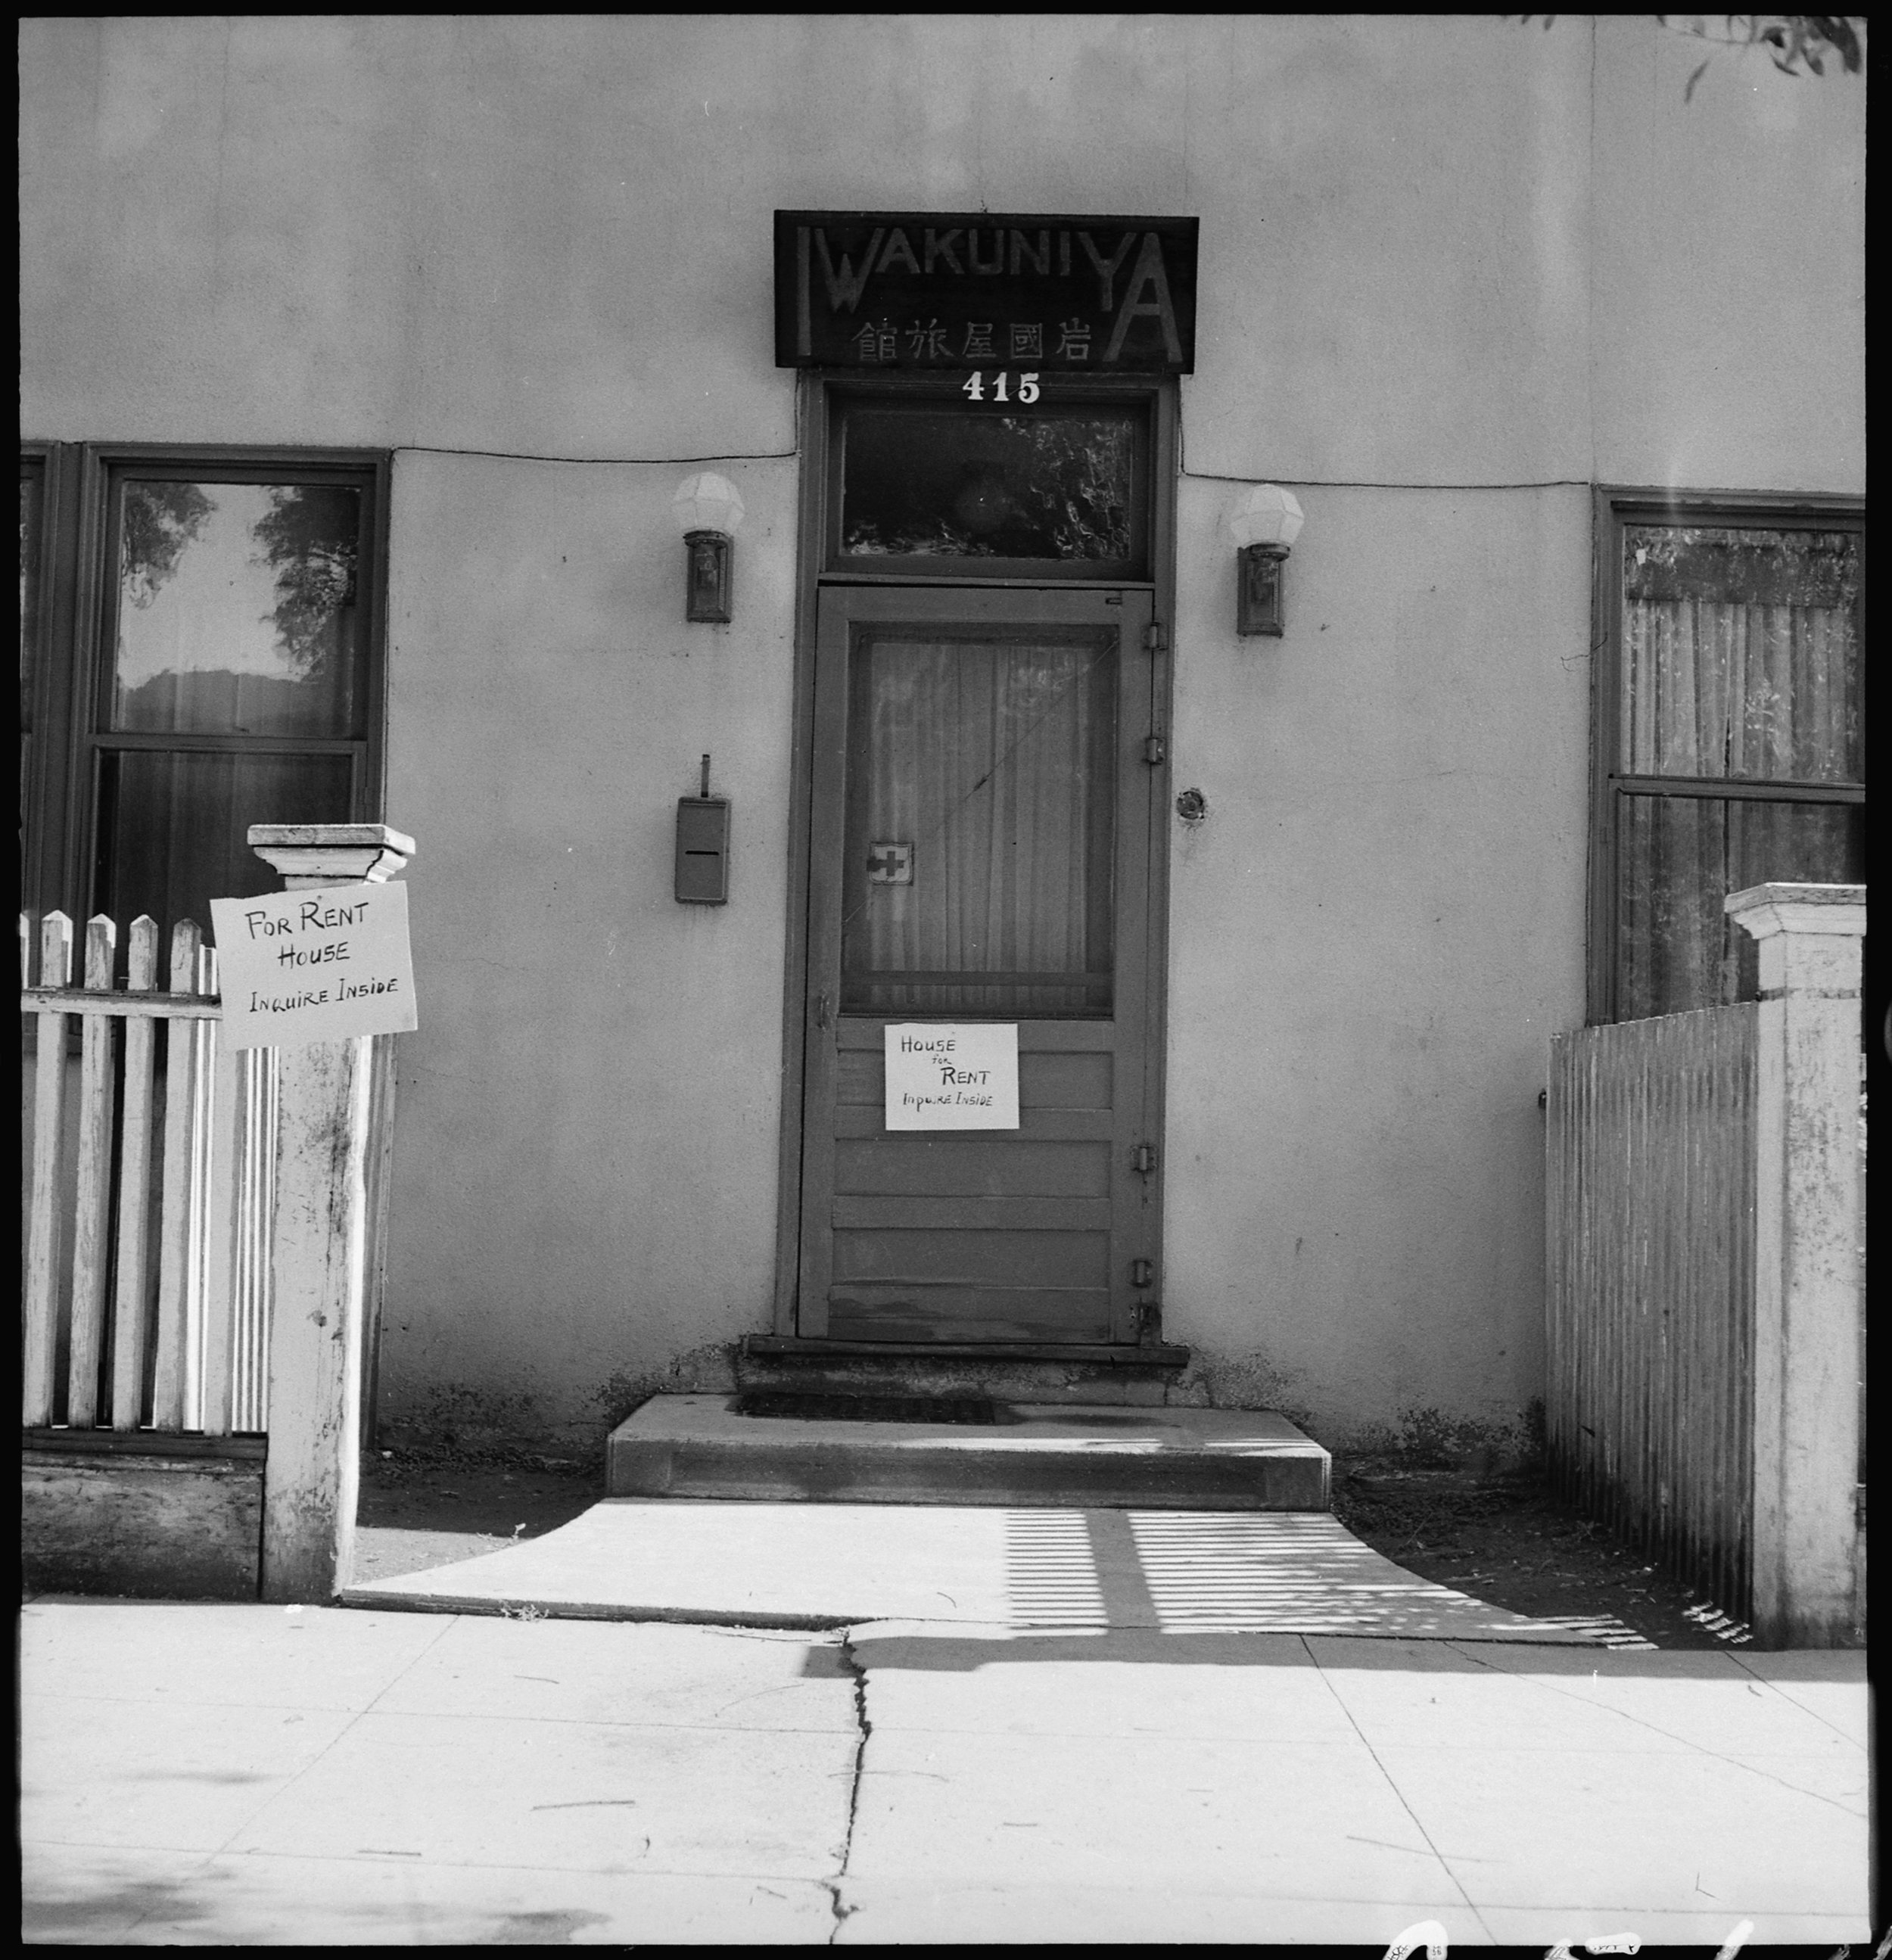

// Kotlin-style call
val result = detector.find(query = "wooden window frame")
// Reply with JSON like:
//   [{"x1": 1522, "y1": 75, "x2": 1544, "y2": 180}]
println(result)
[
  {"x1": 1587, "y1": 486, "x2": 1866, "y2": 1025},
  {"x1": 20, "y1": 441, "x2": 74, "y2": 919},
  {"x1": 20, "y1": 443, "x2": 391, "y2": 935}
]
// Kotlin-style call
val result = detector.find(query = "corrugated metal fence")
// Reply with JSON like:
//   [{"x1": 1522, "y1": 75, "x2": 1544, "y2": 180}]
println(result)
[{"x1": 1546, "y1": 1006, "x2": 1758, "y2": 1621}]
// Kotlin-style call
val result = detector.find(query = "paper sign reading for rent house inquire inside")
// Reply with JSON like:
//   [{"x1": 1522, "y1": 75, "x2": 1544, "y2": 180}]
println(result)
[
  {"x1": 885, "y1": 1023, "x2": 1019, "y2": 1131},
  {"x1": 210, "y1": 881, "x2": 418, "y2": 1053}
]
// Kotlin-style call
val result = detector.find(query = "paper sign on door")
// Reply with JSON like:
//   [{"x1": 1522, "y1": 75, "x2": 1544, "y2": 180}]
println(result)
[
  {"x1": 884, "y1": 1023, "x2": 1019, "y2": 1131},
  {"x1": 210, "y1": 880, "x2": 418, "y2": 1053}
]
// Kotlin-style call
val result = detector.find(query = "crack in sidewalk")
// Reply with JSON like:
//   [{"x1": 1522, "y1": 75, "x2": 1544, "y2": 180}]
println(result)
[{"x1": 826, "y1": 1627, "x2": 871, "y2": 1941}]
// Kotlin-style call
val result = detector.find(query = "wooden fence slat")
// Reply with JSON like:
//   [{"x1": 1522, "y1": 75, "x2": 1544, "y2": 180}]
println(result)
[
  {"x1": 359, "y1": 1032, "x2": 397, "y2": 1449},
  {"x1": 110, "y1": 916, "x2": 160, "y2": 1431},
  {"x1": 17, "y1": 910, "x2": 30, "y2": 1363},
  {"x1": 151, "y1": 920, "x2": 205, "y2": 1430},
  {"x1": 201, "y1": 944, "x2": 238, "y2": 1438},
  {"x1": 231, "y1": 1050, "x2": 264, "y2": 1432},
  {"x1": 65, "y1": 916, "x2": 120, "y2": 1429},
  {"x1": 234, "y1": 1047, "x2": 280, "y2": 1433},
  {"x1": 23, "y1": 911, "x2": 74, "y2": 1427},
  {"x1": 185, "y1": 939, "x2": 219, "y2": 1426},
  {"x1": 19, "y1": 987, "x2": 221, "y2": 1018}
]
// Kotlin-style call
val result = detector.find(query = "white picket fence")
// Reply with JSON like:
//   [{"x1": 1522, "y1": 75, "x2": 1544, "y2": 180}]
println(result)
[{"x1": 20, "y1": 910, "x2": 277, "y2": 1439}]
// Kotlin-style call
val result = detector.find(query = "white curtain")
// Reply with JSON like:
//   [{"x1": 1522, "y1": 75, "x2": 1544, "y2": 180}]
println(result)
[
  {"x1": 845, "y1": 634, "x2": 1112, "y2": 1015},
  {"x1": 1622, "y1": 600, "x2": 1857, "y2": 782}
]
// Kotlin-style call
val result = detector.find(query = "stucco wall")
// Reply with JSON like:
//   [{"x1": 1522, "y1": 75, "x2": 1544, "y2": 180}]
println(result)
[
  {"x1": 1163, "y1": 478, "x2": 1591, "y2": 1434},
  {"x1": 18, "y1": 16, "x2": 1864, "y2": 1448},
  {"x1": 1589, "y1": 19, "x2": 1866, "y2": 492},
  {"x1": 375, "y1": 451, "x2": 799, "y2": 1444}
]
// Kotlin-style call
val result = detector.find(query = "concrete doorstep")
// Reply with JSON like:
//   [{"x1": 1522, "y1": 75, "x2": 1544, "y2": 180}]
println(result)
[{"x1": 605, "y1": 1394, "x2": 1333, "y2": 1509}]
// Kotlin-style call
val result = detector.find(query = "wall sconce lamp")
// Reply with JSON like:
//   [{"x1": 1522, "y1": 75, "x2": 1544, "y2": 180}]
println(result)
[
  {"x1": 1228, "y1": 484, "x2": 1305, "y2": 637},
  {"x1": 671, "y1": 471, "x2": 745, "y2": 623}
]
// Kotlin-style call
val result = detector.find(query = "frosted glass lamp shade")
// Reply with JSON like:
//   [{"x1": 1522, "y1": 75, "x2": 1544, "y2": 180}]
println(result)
[
  {"x1": 1226, "y1": 484, "x2": 1305, "y2": 551},
  {"x1": 671, "y1": 472, "x2": 745, "y2": 539}
]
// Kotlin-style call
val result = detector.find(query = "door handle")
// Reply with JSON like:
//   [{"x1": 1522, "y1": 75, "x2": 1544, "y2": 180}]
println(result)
[{"x1": 814, "y1": 990, "x2": 832, "y2": 1031}]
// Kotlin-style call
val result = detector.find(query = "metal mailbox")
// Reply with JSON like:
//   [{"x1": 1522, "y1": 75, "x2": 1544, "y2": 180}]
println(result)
[{"x1": 674, "y1": 796, "x2": 730, "y2": 904}]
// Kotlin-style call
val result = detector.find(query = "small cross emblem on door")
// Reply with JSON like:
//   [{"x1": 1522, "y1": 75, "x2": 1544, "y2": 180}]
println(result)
[{"x1": 867, "y1": 842, "x2": 913, "y2": 885}]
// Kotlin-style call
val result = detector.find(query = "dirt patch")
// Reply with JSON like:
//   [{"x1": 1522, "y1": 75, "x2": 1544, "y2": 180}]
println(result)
[
  {"x1": 1330, "y1": 1451, "x2": 1744, "y2": 1650},
  {"x1": 352, "y1": 1445, "x2": 602, "y2": 1585}
]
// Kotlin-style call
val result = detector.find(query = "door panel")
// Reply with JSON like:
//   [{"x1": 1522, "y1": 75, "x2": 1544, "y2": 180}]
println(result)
[
  {"x1": 798, "y1": 585, "x2": 1157, "y2": 1346},
  {"x1": 827, "y1": 1286, "x2": 1114, "y2": 1346},
  {"x1": 832, "y1": 1139, "x2": 1112, "y2": 1195},
  {"x1": 834, "y1": 1229, "x2": 1109, "y2": 1287}
]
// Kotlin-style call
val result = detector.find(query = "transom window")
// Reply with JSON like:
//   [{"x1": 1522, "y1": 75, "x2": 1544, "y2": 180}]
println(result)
[{"x1": 826, "y1": 387, "x2": 1152, "y2": 580}]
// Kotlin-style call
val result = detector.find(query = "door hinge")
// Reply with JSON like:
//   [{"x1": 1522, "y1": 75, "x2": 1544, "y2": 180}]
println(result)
[
  {"x1": 1131, "y1": 1142, "x2": 1158, "y2": 1175},
  {"x1": 1142, "y1": 622, "x2": 1168, "y2": 655},
  {"x1": 1130, "y1": 1257, "x2": 1155, "y2": 1288},
  {"x1": 1142, "y1": 733, "x2": 1166, "y2": 765}
]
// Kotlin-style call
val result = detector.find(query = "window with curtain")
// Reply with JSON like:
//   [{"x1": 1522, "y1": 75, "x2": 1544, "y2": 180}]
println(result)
[
  {"x1": 842, "y1": 627, "x2": 1117, "y2": 1017},
  {"x1": 19, "y1": 450, "x2": 386, "y2": 966},
  {"x1": 1595, "y1": 500, "x2": 1864, "y2": 1022}
]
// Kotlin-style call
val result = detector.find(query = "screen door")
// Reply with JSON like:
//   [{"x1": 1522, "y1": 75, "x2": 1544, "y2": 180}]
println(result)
[{"x1": 797, "y1": 583, "x2": 1160, "y2": 1344}]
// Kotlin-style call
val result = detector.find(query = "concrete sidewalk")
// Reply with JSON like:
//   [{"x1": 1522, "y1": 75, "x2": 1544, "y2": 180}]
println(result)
[
  {"x1": 21, "y1": 1594, "x2": 1869, "y2": 1946},
  {"x1": 344, "y1": 1498, "x2": 1648, "y2": 1644}
]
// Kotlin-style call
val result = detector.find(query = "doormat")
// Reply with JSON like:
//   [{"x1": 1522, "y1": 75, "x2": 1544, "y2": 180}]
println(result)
[{"x1": 733, "y1": 1390, "x2": 997, "y2": 1425}]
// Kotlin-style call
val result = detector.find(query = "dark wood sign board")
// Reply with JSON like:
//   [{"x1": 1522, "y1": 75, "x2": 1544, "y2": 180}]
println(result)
[{"x1": 775, "y1": 211, "x2": 1198, "y2": 374}]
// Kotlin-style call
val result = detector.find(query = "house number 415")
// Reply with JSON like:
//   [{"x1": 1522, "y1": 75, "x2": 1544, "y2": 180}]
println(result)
[{"x1": 961, "y1": 371, "x2": 1040, "y2": 403}]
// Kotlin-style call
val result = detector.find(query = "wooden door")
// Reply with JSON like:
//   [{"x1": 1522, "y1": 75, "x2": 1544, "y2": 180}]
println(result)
[{"x1": 797, "y1": 584, "x2": 1161, "y2": 1346}]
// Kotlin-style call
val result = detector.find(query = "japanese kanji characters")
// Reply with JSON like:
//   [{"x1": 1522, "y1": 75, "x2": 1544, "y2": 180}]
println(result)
[
  {"x1": 904, "y1": 319, "x2": 951, "y2": 360},
  {"x1": 855, "y1": 313, "x2": 1102, "y2": 366},
  {"x1": 851, "y1": 319, "x2": 898, "y2": 362}
]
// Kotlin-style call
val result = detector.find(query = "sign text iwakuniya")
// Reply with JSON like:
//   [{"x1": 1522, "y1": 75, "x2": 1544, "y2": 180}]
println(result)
[{"x1": 775, "y1": 211, "x2": 1198, "y2": 373}]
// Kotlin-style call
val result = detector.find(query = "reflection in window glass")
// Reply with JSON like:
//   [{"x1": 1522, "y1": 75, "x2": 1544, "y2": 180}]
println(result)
[
  {"x1": 112, "y1": 481, "x2": 363, "y2": 738},
  {"x1": 1621, "y1": 527, "x2": 1860, "y2": 782},
  {"x1": 840, "y1": 409, "x2": 1140, "y2": 565}
]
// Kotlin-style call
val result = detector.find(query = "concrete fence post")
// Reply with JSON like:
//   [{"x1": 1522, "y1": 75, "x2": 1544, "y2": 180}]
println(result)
[
  {"x1": 1725, "y1": 880, "x2": 1866, "y2": 1647},
  {"x1": 251, "y1": 823, "x2": 415, "y2": 1604}
]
